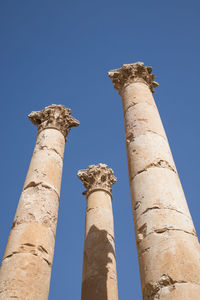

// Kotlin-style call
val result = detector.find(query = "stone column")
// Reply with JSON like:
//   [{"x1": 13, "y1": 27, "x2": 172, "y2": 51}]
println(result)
[
  {"x1": 78, "y1": 163, "x2": 118, "y2": 300},
  {"x1": 108, "y1": 63, "x2": 200, "y2": 299},
  {"x1": 0, "y1": 104, "x2": 79, "y2": 300}
]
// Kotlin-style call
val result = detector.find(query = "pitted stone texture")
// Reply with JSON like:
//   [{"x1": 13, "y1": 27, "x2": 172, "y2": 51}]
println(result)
[
  {"x1": 3, "y1": 222, "x2": 54, "y2": 265},
  {"x1": 35, "y1": 129, "x2": 65, "y2": 159},
  {"x1": 23, "y1": 129, "x2": 64, "y2": 195},
  {"x1": 127, "y1": 133, "x2": 176, "y2": 180},
  {"x1": 85, "y1": 191, "x2": 115, "y2": 238},
  {"x1": 13, "y1": 185, "x2": 59, "y2": 236},
  {"x1": 24, "y1": 146, "x2": 63, "y2": 195},
  {"x1": 78, "y1": 163, "x2": 116, "y2": 197},
  {"x1": 108, "y1": 62, "x2": 159, "y2": 93},
  {"x1": 124, "y1": 101, "x2": 167, "y2": 140},
  {"x1": 121, "y1": 82, "x2": 156, "y2": 112},
  {"x1": 29, "y1": 104, "x2": 79, "y2": 138},
  {"x1": 0, "y1": 253, "x2": 50, "y2": 300},
  {"x1": 80, "y1": 186, "x2": 118, "y2": 299},
  {"x1": 139, "y1": 231, "x2": 200, "y2": 298},
  {"x1": 154, "y1": 283, "x2": 200, "y2": 300},
  {"x1": 131, "y1": 168, "x2": 192, "y2": 219},
  {"x1": 136, "y1": 209, "x2": 196, "y2": 242}
]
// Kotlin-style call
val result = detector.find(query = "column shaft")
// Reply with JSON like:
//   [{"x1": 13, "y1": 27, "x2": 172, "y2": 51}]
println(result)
[
  {"x1": 109, "y1": 63, "x2": 200, "y2": 299},
  {"x1": 82, "y1": 191, "x2": 118, "y2": 300},
  {"x1": 78, "y1": 164, "x2": 118, "y2": 300},
  {"x1": 0, "y1": 105, "x2": 79, "y2": 299}
]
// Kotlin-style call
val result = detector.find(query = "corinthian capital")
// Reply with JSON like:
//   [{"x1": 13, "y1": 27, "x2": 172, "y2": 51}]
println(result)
[
  {"x1": 78, "y1": 163, "x2": 117, "y2": 197},
  {"x1": 108, "y1": 62, "x2": 159, "y2": 93},
  {"x1": 28, "y1": 104, "x2": 79, "y2": 138}
]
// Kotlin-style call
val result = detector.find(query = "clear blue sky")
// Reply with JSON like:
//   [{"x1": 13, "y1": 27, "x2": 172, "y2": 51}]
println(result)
[{"x1": 0, "y1": 1, "x2": 200, "y2": 299}]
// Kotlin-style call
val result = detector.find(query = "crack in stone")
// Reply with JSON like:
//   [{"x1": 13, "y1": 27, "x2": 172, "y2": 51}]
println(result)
[
  {"x1": 154, "y1": 228, "x2": 197, "y2": 237},
  {"x1": 11, "y1": 218, "x2": 56, "y2": 238},
  {"x1": 123, "y1": 102, "x2": 137, "y2": 114},
  {"x1": 86, "y1": 207, "x2": 112, "y2": 215},
  {"x1": 126, "y1": 129, "x2": 166, "y2": 146},
  {"x1": 0, "y1": 293, "x2": 19, "y2": 298},
  {"x1": 86, "y1": 208, "x2": 96, "y2": 213},
  {"x1": 132, "y1": 160, "x2": 177, "y2": 180},
  {"x1": 0, "y1": 290, "x2": 19, "y2": 297},
  {"x1": 22, "y1": 243, "x2": 35, "y2": 247},
  {"x1": 138, "y1": 118, "x2": 148, "y2": 123},
  {"x1": 3, "y1": 250, "x2": 52, "y2": 267},
  {"x1": 139, "y1": 206, "x2": 191, "y2": 220},
  {"x1": 38, "y1": 245, "x2": 48, "y2": 254},
  {"x1": 109, "y1": 275, "x2": 117, "y2": 281},
  {"x1": 107, "y1": 233, "x2": 115, "y2": 242},
  {"x1": 137, "y1": 223, "x2": 147, "y2": 242},
  {"x1": 23, "y1": 181, "x2": 60, "y2": 200},
  {"x1": 126, "y1": 132, "x2": 135, "y2": 144},
  {"x1": 36, "y1": 144, "x2": 62, "y2": 160},
  {"x1": 124, "y1": 100, "x2": 156, "y2": 115},
  {"x1": 146, "y1": 129, "x2": 167, "y2": 141},
  {"x1": 144, "y1": 274, "x2": 200, "y2": 299},
  {"x1": 143, "y1": 274, "x2": 178, "y2": 299},
  {"x1": 140, "y1": 247, "x2": 151, "y2": 255},
  {"x1": 43, "y1": 258, "x2": 52, "y2": 266},
  {"x1": 138, "y1": 228, "x2": 197, "y2": 243},
  {"x1": 141, "y1": 206, "x2": 160, "y2": 215},
  {"x1": 134, "y1": 201, "x2": 141, "y2": 210},
  {"x1": 3, "y1": 251, "x2": 19, "y2": 260}
]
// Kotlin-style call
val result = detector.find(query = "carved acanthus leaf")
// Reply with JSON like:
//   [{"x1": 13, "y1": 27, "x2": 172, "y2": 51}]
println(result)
[
  {"x1": 108, "y1": 62, "x2": 159, "y2": 93},
  {"x1": 78, "y1": 163, "x2": 117, "y2": 197},
  {"x1": 28, "y1": 104, "x2": 79, "y2": 138}
]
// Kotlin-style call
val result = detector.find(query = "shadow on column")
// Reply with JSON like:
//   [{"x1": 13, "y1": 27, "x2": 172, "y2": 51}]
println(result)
[{"x1": 81, "y1": 225, "x2": 116, "y2": 300}]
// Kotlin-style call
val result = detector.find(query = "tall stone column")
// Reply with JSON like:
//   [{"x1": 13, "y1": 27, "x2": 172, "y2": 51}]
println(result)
[
  {"x1": 108, "y1": 63, "x2": 200, "y2": 299},
  {"x1": 78, "y1": 163, "x2": 118, "y2": 300},
  {"x1": 0, "y1": 104, "x2": 79, "y2": 299}
]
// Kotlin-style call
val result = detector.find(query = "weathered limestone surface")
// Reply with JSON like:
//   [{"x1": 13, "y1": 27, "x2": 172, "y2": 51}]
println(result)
[
  {"x1": 0, "y1": 104, "x2": 79, "y2": 300},
  {"x1": 78, "y1": 164, "x2": 118, "y2": 300},
  {"x1": 108, "y1": 63, "x2": 200, "y2": 299}
]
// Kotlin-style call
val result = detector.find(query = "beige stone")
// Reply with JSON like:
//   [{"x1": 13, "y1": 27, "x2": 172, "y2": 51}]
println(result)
[
  {"x1": 124, "y1": 102, "x2": 167, "y2": 140},
  {"x1": 131, "y1": 168, "x2": 191, "y2": 218},
  {"x1": 121, "y1": 81, "x2": 156, "y2": 112},
  {"x1": 127, "y1": 133, "x2": 176, "y2": 180},
  {"x1": 0, "y1": 104, "x2": 79, "y2": 300},
  {"x1": 139, "y1": 231, "x2": 200, "y2": 297},
  {"x1": 35, "y1": 128, "x2": 65, "y2": 159},
  {"x1": 155, "y1": 282, "x2": 200, "y2": 300},
  {"x1": 78, "y1": 164, "x2": 118, "y2": 300},
  {"x1": 0, "y1": 254, "x2": 51, "y2": 299},
  {"x1": 14, "y1": 185, "x2": 59, "y2": 236},
  {"x1": 24, "y1": 147, "x2": 63, "y2": 194},
  {"x1": 108, "y1": 62, "x2": 200, "y2": 299}
]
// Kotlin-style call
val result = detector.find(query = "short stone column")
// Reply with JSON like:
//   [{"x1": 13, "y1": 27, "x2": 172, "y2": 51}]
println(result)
[
  {"x1": 78, "y1": 163, "x2": 118, "y2": 300},
  {"x1": 0, "y1": 104, "x2": 79, "y2": 299},
  {"x1": 108, "y1": 63, "x2": 200, "y2": 299}
]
